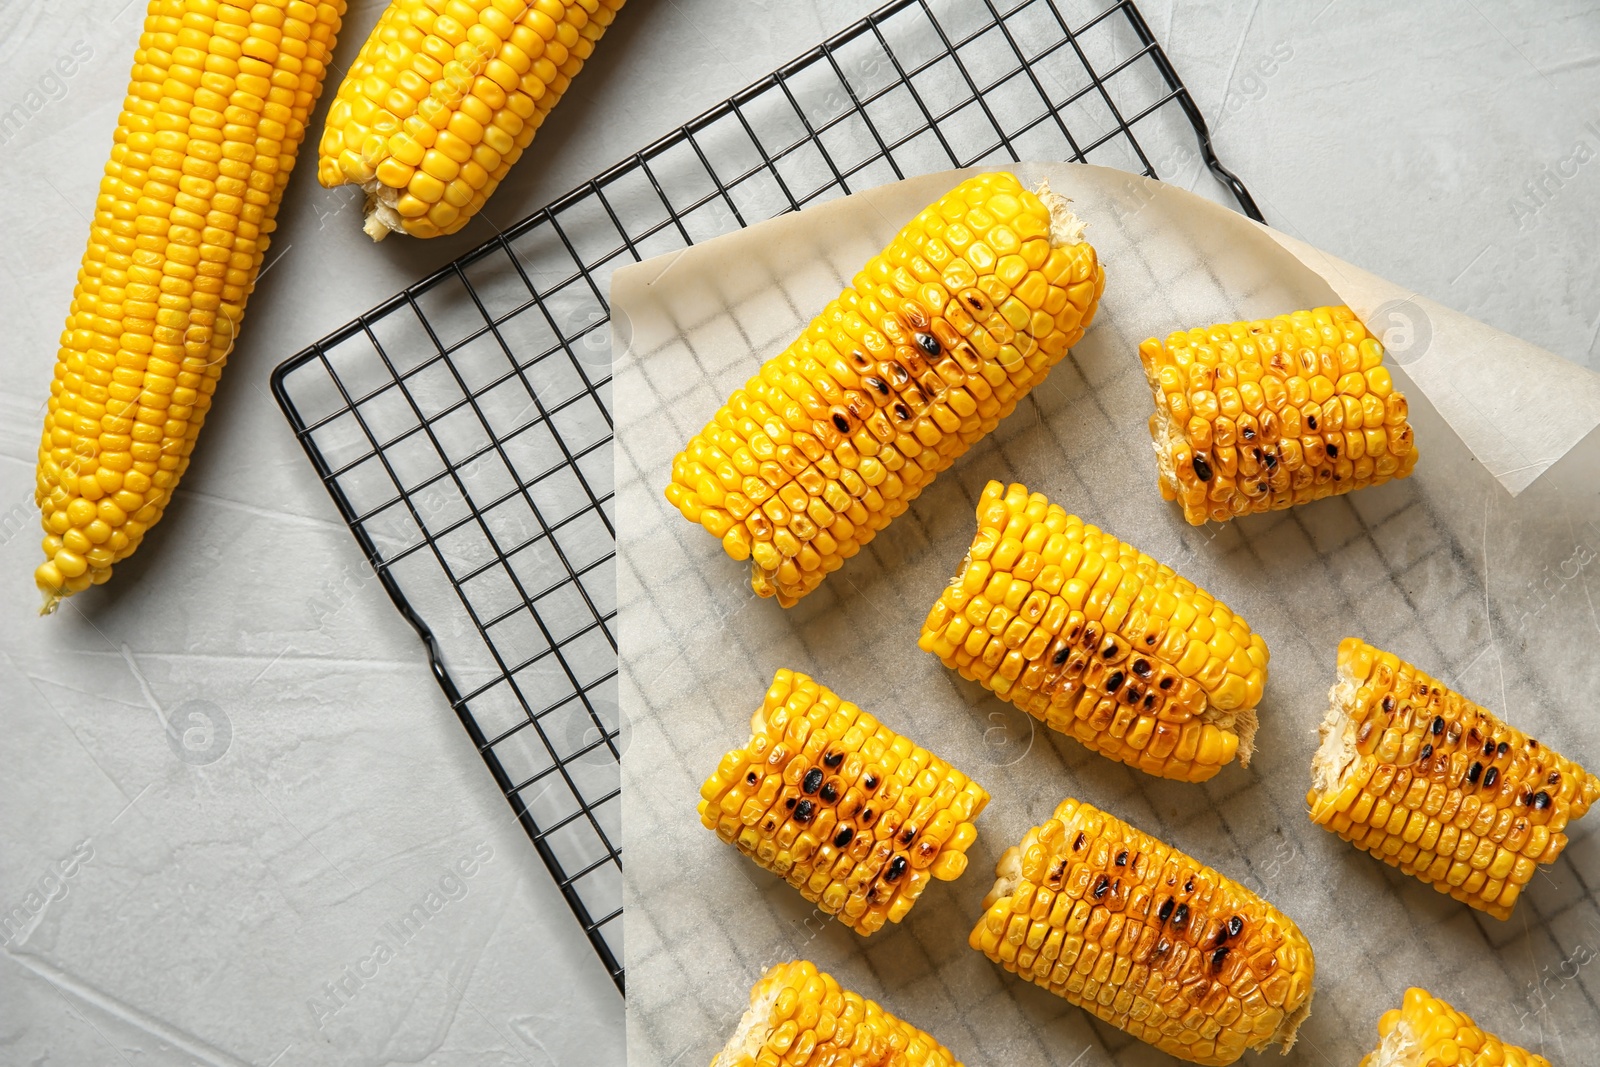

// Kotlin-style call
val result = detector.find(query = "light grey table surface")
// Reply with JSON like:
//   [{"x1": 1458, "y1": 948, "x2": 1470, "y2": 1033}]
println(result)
[{"x1": 1, "y1": 1, "x2": 1596, "y2": 1065}]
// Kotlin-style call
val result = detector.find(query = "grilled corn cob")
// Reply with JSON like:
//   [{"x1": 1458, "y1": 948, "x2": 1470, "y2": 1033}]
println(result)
[
  {"x1": 34, "y1": 0, "x2": 346, "y2": 612},
  {"x1": 918, "y1": 480, "x2": 1267, "y2": 782},
  {"x1": 1359, "y1": 988, "x2": 1550, "y2": 1067},
  {"x1": 713, "y1": 960, "x2": 963, "y2": 1067},
  {"x1": 972, "y1": 797, "x2": 1314, "y2": 1067},
  {"x1": 1139, "y1": 306, "x2": 1419, "y2": 525},
  {"x1": 698, "y1": 669, "x2": 989, "y2": 936},
  {"x1": 317, "y1": 0, "x2": 624, "y2": 239},
  {"x1": 1310, "y1": 638, "x2": 1600, "y2": 920},
  {"x1": 666, "y1": 172, "x2": 1105, "y2": 607}
]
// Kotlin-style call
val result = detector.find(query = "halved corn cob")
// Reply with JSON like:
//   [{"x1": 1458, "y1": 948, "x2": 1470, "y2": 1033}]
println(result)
[
  {"x1": 698, "y1": 669, "x2": 989, "y2": 936},
  {"x1": 666, "y1": 172, "x2": 1105, "y2": 607},
  {"x1": 918, "y1": 481, "x2": 1268, "y2": 782},
  {"x1": 1139, "y1": 307, "x2": 1419, "y2": 525},
  {"x1": 317, "y1": 0, "x2": 624, "y2": 239},
  {"x1": 1359, "y1": 988, "x2": 1550, "y2": 1067},
  {"x1": 1310, "y1": 638, "x2": 1600, "y2": 920},
  {"x1": 972, "y1": 798, "x2": 1315, "y2": 1067},
  {"x1": 34, "y1": 0, "x2": 346, "y2": 611},
  {"x1": 712, "y1": 960, "x2": 963, "y2": 1067}
]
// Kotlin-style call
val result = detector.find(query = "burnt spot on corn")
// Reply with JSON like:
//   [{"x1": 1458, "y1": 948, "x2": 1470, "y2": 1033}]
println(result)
[
  {"x1": 1431, "y1": 716, "x2": 1445, "y2": 736},
  {"x1": 1307, "y1": 414, "x2": 1318, "y2": 430},
  {"x1": 1446, "y1": 722, "x2": 1462, "y2": 744},
  {"x1": 1533, "y1": 791, "x2": 1552, "y2": 810},
  {"x1": 885, "y1": 856, "x2": 907, "y2": 882},
  {"x1": 864, "y1": 375, "x2": 889, "y2": 397},
  {"x1": 1549, "y1": 770, "x2": 1562, "y2": 785},
  {"x1": 1184, "y1": 876, "x2": 1195, "y2": 893},
  {"x1": 803, "y1": 768, "x2": 824, "y2": 794},
  {"x1": 832, "y1": 412, "x2": 851, "y2": 433},
  {"x1": 834, "y1": 827, "x2": 854, "y2": 848},
  {"x1": 1484, "y1": 767, "x2": 1500, "y2": 789},
  {"x1": 1106, "y1": 671, "x2": 1126, "y2": 694},
  {"x1": 1053, "y1": 646, "x2": 1072, "y2": 666},
  {"x1": 1465, "y1": 762, "x2": 1483, "y2": 785},
  {"x1": 1143, "y1": 693, "x2": 1157, "y2": 710},
  {"x1": 820, "y1": 782, "x2": 840, "y2": 804},
  {"x1": 1227, "y1": 915, "x2": 1244, "y2": 939},
  {"x1": 1132, "y1": 659, "x2": 1151, "y2": 677},
  {"x1": 1211, "y1": 946, "x2": 1230, "y2": 971},
  {"x1": 746, "y1": 771, "x2": 759, "y2": 785},
  {"x1": 893, "y1": 402, "x2": 913, "y2": 422},
  {"x1": 1242, "y1": 425, "x2": 1257, "y2": 442},
  {"x1": 1152, "y1": 937, "x2": 1172, "y2": 961},
  {"x1": 1049, "y1": 858, "x2": 1068, "y2": 885},
  {"x1": 785, "y1": 797, "x2": 798, "y2": 809},
  {"x1": 795, "y1": 799, "x2": 816, "y2": 823},
  {"x1": 1115, "y1": 850, "x2": 1129, "y2": 867},
  {"x1": 1193, "y1": 453, "x2": 1214, "y2": 482},
  {"x1": 1159, "y1": 676, "x2": 1175, "y2": 690},
  {"x1": 1382, "y1": 695, "x2": 1395, "y2": 714},
  {"x1": 1497, "y1": 741, "x2": 1510, "y2": 757},
  {"x1": 1073, "y1": 833, "x2": 1087, "y2": 852},
  {"x1": 863, "y1": 773, "x2": 879, "y2": 791},
  {"x1": 914, "y1": 331, "x2": 940, "y2": 356},
  {"x1": 1264, "y1": 451, "x2": 1279, "y2": 471},
  {"x1": 850, "y1": 349, "x2": 870, "y2": 367},
  {"x1": 823, "y1": 750, "x2": 844, "y2": 768},
  {"x1": 899, "y1": 825, "x2": 918, "y2": 846},
  {"x1": 1158, "y1": 897, "x2": 1175, "y2": 922},
  {"x1": 1092, "y1": 875, "x2": 1111, "y2": 899},
  {"x1": 1173, "y1": 903, "x2": 1191, "y2": 930},
  {"x1": 1419, "y1": 744, "x2": 1433, "y2": 761},
  {"x1": 1326, "y1": 443, "x2": 1338, "y2": 458},
  {"x1": 1101, "y1": 637, "x2": 1120, "y2": 659},
  {"x1": 1484, "y1": 740, "x2": 1496, "y2": 756},
  {"x1": 860, "y1": 807, "x2": 875, "y2": 824},
  {"x1": 1357, "y1": 721, "x2": 1374, "y2": 745}
]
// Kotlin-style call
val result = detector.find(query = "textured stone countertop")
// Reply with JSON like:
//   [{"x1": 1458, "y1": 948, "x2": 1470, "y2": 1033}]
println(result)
[{"x1": 1, "y1": 1, "x2": 1595, "y2": 1064}]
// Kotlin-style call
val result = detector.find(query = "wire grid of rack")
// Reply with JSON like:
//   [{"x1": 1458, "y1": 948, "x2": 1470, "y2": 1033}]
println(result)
[{"x1": 270, "y1": 0, "x2": 1263, "y2": 995}]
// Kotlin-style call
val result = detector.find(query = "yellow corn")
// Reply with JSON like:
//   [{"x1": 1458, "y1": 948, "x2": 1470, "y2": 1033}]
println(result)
[
  {"x1": 666, "y1": 172, "x2": 1105, "y2": 607},
  {"x1": 712, "y1": 960, "x2": 962, "y2": 1067},
  {"x1": 972, "y1": 797, "x2": 1315, "y2": 1067},
  {"x1": 317, "y1": 0, "x2": 624, "y2": 239},
  {"x1": 918, "y1": 480, "x2": 1268, "y2": 782},
  {"x1": 1310, "y1": 638, "x2": 1600, "y2": 920},
  {"x1": 1359, "y1": 988, "x2": 1551, "y2": 1067},
  {"x1": 698, "y1": 669, "x2": 989, "y2": 936},
  {"x1": 34, "y1": 0, "x2": 346, "y2": 612},
  {"x1": 1139, "y1": 306, "x2": 1419, "y2": 524}
]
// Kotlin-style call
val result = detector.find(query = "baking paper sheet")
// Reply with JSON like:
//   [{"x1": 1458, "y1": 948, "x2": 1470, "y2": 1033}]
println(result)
[{"x1": 614, "y1": 163, "x2": 1600, "y2": 1065}]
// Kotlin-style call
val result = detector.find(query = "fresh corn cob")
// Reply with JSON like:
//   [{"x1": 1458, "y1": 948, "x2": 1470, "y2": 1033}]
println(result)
[
  {"x1": 34, "y1": 0, "x2": 346, "y2": 612},
  {"x1": 712, "y1": 960, "x2": 963, "y2": 1067},
  {"x1": 1139, "y1": 306, "x2": 1419, "y2": 525},
  {"x1": 918, "y1": 480, "x2": 1268, "y2": 782},
  {"x1": 698, "y1": 669, "x2": 989, "y2": 936},
  {"x1": 666, "y1": 172, "x2": 1105, "y2": 607},
  {"x1": 972, "y1": 798, "x2": 1315, "y2": 1067},
  {"x1": 1310, "y1": 638, "x2": 1600, "y2": 920},
  {"x1": 1359, "y1": 988, "x2": 1551, "y2": 1067},
  {"x1": 316, "y1": 0, "x2": 624, "y2": 239}
]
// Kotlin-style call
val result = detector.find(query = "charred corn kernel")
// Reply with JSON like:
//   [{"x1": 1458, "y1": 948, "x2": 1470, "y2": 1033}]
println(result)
[
  {"x1": 972, "y1": 797, "x2": 1314, "y2": 1066},
  {"x1": 668, "y1": 173, "x2": 1104, "y2": 607},
  {"x1": 1139, "y1": 307, "x2": 1419, "y2": 525},
  {"x1": 698, "y1": 669, "x2": 989, "y2": 936},
  {"x1": 919, "y1": 481, "x2": 1267, "y2": 782},
  {"x1": 1358, "y1": 987, "x2": 1551, "y2": 1067},
  {"x1": 319, "y1": 0, "x2": 624, "y2": 239},
  {"x1": 34, "y1": 0, "x2": 345, "y2": 613},
  {"x1": 712, "y1": 960, "x2": 963, "y2": 1067},
  {"x1": 1310, "y1": 638, "x2": 1600, "y2": 920}
]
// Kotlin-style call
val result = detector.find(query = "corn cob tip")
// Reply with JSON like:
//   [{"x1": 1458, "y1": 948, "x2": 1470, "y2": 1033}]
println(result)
[
  {"x1": 361, "y1": 188, "x2": 402, "y2": 242},
  {"x1": 38, "y1": 592, "x2": 62, "y2": 617},
  {"x1": 1034, "y1": 179, "x2": 1086, "y2": 246}
]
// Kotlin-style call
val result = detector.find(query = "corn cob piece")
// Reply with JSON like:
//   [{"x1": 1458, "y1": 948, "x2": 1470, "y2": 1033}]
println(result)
[
  {"x1": 666, "y1": 172, "x2": 1105, "y2": 607},
  {"x1": 1139, "y1": 306, "x2": 1419, "y2": 525},
  {"x1": 972, "y1": 798, "x2": 1314, "y2": 1067},
  {"x1": 33, "y1": 0, "x2": 346, "y2": 612},
  {"x1": 918, "y1": 481, "x2": 1268, "y2": 782},
  {"x1": 317, "y1": 0, "x2": 624, "y2": 239},
  {"x1": 1310, "y1": 638, "x2": 1600, "y2": 920},
  {"x1": 698, "y1": 669, "x2": 989, "y2": 936},
  {"x1": 713, "y1": 960, "x2": 963, "y2": 1067},
  {"x1": 1359, "y1": 988, "x2": 1551, "y2": 1067}
]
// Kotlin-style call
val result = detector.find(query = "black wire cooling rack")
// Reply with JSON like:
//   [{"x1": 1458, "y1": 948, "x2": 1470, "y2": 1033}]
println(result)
[{"x1": 271, "y1": 0, "x2": 1264, "y2": 996}]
